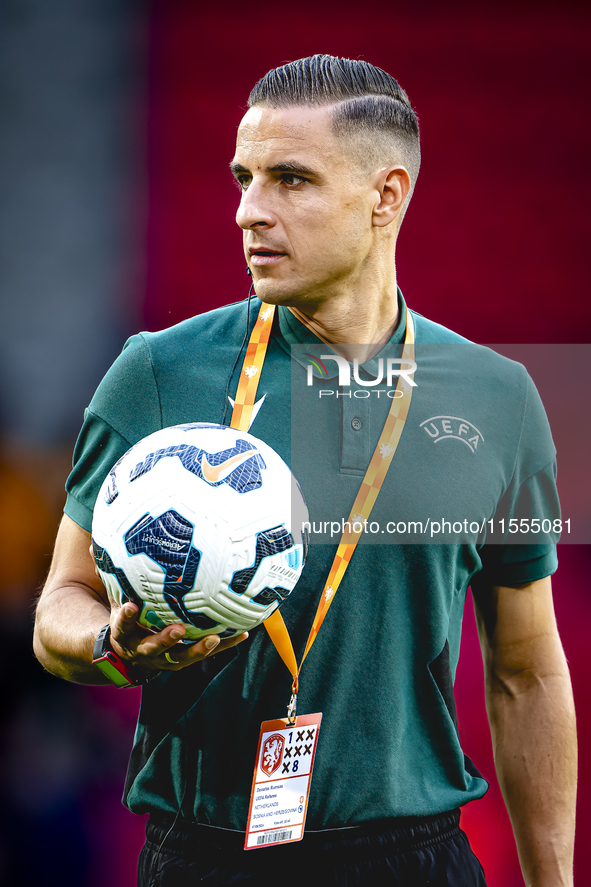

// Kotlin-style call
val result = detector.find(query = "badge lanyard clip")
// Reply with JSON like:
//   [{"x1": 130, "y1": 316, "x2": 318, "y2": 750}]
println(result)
[{"x1": 286, "y1": 692, "x2": 298, "y2": 726}]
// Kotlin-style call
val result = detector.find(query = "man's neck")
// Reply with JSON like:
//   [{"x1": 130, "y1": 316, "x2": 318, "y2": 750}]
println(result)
[{"x1": 286, "y1": 284, "x2": 400, "y2": 364}]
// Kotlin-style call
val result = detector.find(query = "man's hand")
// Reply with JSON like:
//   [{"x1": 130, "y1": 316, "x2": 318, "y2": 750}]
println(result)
[
  {"x1": 109, "y1": 601, "x2": 248, "y2": 675},
  {"x1": 34, "y1": 514, "x2": 248, "y2": 685}
]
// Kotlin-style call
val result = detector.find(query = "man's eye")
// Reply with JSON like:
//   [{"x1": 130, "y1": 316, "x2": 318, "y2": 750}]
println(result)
[
  {"x1": 234, "y1": 175, "x2": 251, "y2": 190},
  {"x1": 281, "y1": 174, "x2": 306, "y2": 186}
]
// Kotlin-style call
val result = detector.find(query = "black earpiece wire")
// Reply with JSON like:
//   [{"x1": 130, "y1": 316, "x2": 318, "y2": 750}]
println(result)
[
  {"x1": 221, "y1": 279, "x2": 255, "y2": 426},
  {"x1": 151, "y1": 711, "x2": 190, "y2": 884}
]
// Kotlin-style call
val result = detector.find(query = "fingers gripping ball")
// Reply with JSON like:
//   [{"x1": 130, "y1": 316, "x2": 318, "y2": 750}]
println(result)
[{"x1": 92, "y1": 424, "x2": 309, "y2": 641}]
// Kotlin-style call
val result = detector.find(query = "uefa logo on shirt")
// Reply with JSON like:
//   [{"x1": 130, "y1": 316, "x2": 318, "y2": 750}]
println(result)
[{"x1": 419, "y1": 416, "x2": 484, "y2": 453}]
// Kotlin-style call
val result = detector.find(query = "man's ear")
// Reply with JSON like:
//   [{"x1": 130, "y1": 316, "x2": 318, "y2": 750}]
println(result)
[{"x1": 372, "y1": 166, "x2": 411, "y2": 228}]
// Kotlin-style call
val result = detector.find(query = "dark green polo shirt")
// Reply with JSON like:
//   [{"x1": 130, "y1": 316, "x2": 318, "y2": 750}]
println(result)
[{"x1": 65, "y1": 293, "x2": 558, "y2": 829}]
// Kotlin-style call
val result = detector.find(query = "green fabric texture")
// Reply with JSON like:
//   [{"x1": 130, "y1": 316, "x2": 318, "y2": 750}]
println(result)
[{"x1": 65, "y1": 293, "x2": 558, "y2": 830}]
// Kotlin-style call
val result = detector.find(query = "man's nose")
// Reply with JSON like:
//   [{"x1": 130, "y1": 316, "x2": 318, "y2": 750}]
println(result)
[{"x1": 236, "y1": 179, "x2": 275, "y2": 230}]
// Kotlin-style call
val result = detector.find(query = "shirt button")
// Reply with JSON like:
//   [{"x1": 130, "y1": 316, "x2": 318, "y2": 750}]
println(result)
[{"x1": 351, "y1": 417, "x2": 362, "y2": 431}]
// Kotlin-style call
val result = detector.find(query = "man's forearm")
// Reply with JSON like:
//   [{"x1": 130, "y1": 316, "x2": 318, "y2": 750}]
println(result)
[
  {"x1": 34, "y1": 582, "x2": 114, "y2": 684},
  {"x1": 486, "y1": 657, "x2": 577, "y2": 887}
]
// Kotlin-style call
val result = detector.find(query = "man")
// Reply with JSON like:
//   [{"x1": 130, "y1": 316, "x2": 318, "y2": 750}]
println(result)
[{"x1": 34, "y1": 55, "x2": 576, "y2": 886}]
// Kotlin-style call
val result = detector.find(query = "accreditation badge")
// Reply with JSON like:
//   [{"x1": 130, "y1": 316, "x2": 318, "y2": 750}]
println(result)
[{"x1": 244, "y1": 713, "x2": 322, "y2": 849}]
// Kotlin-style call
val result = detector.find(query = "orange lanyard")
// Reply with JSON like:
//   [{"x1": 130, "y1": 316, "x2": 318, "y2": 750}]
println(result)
[{"x1": 230, "y1": 300, "x2": 416, "y2": 722}]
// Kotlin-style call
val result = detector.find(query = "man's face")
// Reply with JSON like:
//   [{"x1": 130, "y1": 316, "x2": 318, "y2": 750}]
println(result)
[{"x1": 231, "y1": 104, "x2": 379, "y2": 307}]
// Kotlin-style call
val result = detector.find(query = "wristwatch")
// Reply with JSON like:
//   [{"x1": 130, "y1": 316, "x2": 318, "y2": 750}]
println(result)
[{"x1": 92, "y1": 624, "x2": 139, "y2": 688}]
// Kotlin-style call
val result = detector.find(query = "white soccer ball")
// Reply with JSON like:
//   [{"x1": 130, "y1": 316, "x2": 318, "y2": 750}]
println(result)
[{"x1": 92, "y1": 423, "x2": 308, "y2": 641}]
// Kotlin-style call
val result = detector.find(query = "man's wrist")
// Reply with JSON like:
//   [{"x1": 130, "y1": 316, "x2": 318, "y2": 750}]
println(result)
[{"x1": 92, "y1": 623, "x2": 142, "y2": 688}]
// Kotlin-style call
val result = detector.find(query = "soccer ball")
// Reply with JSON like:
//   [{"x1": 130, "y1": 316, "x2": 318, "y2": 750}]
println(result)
[{"x1": 92, "y1": 423, "x2": 308, "y2": 641}]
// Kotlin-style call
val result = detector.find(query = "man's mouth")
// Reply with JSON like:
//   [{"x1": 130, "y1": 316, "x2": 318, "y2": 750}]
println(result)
[{"x1": 248, "y1": 247, "x2": 287, "y2": 267}]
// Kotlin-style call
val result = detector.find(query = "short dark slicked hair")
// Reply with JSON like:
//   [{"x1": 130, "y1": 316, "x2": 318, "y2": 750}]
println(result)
[{"x1": 248, "y1": 55, "x2": 420, "y2": 206}]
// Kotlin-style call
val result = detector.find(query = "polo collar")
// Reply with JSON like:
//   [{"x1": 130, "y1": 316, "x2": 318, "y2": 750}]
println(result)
[{"x1": 276, "y1": 289, "x2": 408, "y2": 380}]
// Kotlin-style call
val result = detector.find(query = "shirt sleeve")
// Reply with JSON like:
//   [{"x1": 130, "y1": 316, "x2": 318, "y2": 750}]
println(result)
[
  {"x1": 472, "y1": 370, "x2": 560, "y2": 589},
  {"x1": 64, "y1": 333, "x2": 162, "y2": 532}
]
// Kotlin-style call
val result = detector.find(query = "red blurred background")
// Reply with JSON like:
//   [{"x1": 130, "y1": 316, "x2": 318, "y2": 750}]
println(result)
[{"x1": 1, "y1": 1, "x2": 588, "y2": 884}]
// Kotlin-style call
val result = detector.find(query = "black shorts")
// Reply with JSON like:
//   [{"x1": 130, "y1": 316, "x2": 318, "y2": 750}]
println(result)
[{"x1": 138, "y1": 809, "x2": 488, "y2": 886}]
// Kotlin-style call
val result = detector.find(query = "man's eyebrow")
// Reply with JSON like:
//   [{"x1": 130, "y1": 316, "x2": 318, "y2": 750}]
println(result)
[
  {"x1": 229, "y1": 160, "x2": 319, "y2": 177},
  {"x1": 268, "y1": 161, "x2": 318, "y2": 176}
]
